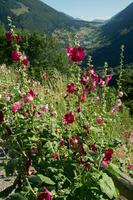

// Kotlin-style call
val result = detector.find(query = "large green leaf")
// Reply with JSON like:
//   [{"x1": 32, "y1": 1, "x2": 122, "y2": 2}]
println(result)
[
  {"x1": 99, "y1": 173, "x2": 118, "y2": 199},
  {"x1": 37, "y1": 174, "x2": 55, "y2": 185}
]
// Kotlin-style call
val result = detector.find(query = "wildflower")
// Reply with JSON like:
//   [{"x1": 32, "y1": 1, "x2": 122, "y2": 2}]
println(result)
[
  {"x1": 101, "y1": 148, "x2": 113, "y2": 167},
  {"x1": 91, "y1": 144, "x2": 97, "y2": 152},
  {"x1": 59, "y1": 138, "x2": 65, "y2": 147},
  {"x1": 24, "y1": 89, "x2": 36, "y2": 103},
  {"x1": 25, "y1": 158, "x2": 31, "y2": 176},
  {"x1": 11, "y1": 50, "x2": 22, "y2": 61},
  {"x1": 63, "y1": 112, "x2": 75, "y2": 124},
  {"x1": 11, "y1": 101, "x2": 21, "y2": 112},
  {"x1": 77, "y1": 106, "x2": 81, "y2": 113},
  {"x1": 67, "y1": 83, "x2": 77, "y2": 94},
  {"x1": 53, "y1": 151, "x2": 58, "y2": 160},
  {"x1": 0, "y1": 111, "x2": 4, "y2": 123},
  {"x1": 99, "y1": 77, "x2": 105, "y2": 87},
  {"x1": 128, "y1": 165, "x2": 133, "y2": 169},
  {"x1": 37, "y1": 188, "x2": 52, "y2": 200},
  {"x1": 5, "y1": 32, "x2": 14, "y2": 41},
  {"x1": 81, "y1": 88, "x2": 86, "y2": 103},
  {"x1": 22, "y1": 57, "x2": 29, "y2": 66},
  {"x1": 96, "y1": 116, "x2": 103, "y2": 125},
  {"x1": 106, "y1": 74, "x2": 112, "y2": 85},
  {"x1": 81, "y1": 76, "x2": 89, "y2": 85},
  {"x1": 66, "y1": 47, "x2": 85, "y2": 62},
  {"x1": 31, "y1": 147, "x2": 39, "y2": 154},
  {"x1": 14, "y1": 35, "x2": 22, "y2": 43}
]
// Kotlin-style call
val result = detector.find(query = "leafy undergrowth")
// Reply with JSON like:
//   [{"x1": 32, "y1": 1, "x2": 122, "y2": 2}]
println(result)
[{"x1": 0, "y1": 19, "x2": 133, "y2": 200}]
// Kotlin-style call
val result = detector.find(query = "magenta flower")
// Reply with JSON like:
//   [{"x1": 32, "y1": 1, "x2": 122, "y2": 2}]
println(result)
[
  {"x1": 99, "y1": 77, "x2": 105, "y2": 87},
  {"x1": 11, "y1": 101, "x2": 21, "y2": 112},
  {"x1": 5, "y1": 32, "x2": 14, "y2": 41},
  {"x1": 15, "y1": 35, "x2": 22, "y2": 43},
  {"x1": 63, "y1": 112, "x2": 75, "y2": 125},
  {"x1": 24, "y1": 89, "x2": 36, "y2": 103},
  {"x1": 106, "y1": 74, "x2": 112, "y2": 85},
  {"x1": 101, "y1": 148, "x2": 113, "y2": 167},
  {"x1": 67, "y1": 83, "x2": 77, "y2": 94},
  {"x1": 22, "y1": 57, "x2": 29, "y2": 66},
  {"x1": 37, "y1": 188, "x2": 52, "y2": 200},
  {"x1": 81, "y1": 76, "x2": 89, "y2": 85},
  {"x1": 91, "y1": 144, "x2": 97, "y2": 152},
  {"x1": 81, "y1": 88, "x2": 86, "y2": 103},
  {"x1": 96, "y1": 116, "x2": 104, "y2": 125},
  {"x1": 128, "y1": 165, "x2": 133, "y2": 169},
  {"x1": 66, "y1": 47, "x2": 85, "y2": 62},
  {"x1": 11, "y1": 50, "x2": 22, "y2": 61}
]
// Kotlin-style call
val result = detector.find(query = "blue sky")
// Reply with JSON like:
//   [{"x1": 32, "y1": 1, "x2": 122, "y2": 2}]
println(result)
[{"x1": 42, "y1": 0, "x2": 133, "y2": 21}]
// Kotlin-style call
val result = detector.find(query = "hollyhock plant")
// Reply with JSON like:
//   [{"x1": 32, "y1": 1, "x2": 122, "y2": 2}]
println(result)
[
  {"x1": 81, "y1": 76, "x2": 89, "y2": 85},
  {"x1": 11, "y1": 101, "x2": 21, "y2": 112},
  {"x1": 5, "y1": 31, "x2": 14, "y2": 41},
  {"x1": 24, "y1": 89, "x2": 36, "y2": 103},
  {"x1": 37, "y1": 188, "x2": 52, "y2": 200},
  {"x1": 66, "y1": 47, "x2": 85, "y2": 62},
  {"x1": 22, "y1": 57, "x2": 29, "y2": 66},
  {"x1": 128, "y1": 165, "x2": 133, "y2": 169},
  {"x1": 106, "y1": 74, "x2": 112, "y2": 86},
  {"x1": 53, "y1": 151, "x2": 58, "y2": 160},
  {"x1": 11, "y1": 50, "x2": 22, "y2": 61},
  {"x1": 67, "y1": 83, "x2": 77, "y2": 94},
  {"x1": 91, "y1": 144, "x2": 97, "y2": 152},
  {"x1": 63, "y1": 112, "x2": 75, "y2": 124},
  {"x1": 81, "y1": 88, "x2": 86, "y2": 103},
  {"x1": 96, "y1": 116, "x2": 104, "y2": 125},
  {"x1": 14, "y1": 35, "x2": 22, "y2": 43},
  {"x1": 101, "y1": 148, "x2": 113, "y2": 167}
]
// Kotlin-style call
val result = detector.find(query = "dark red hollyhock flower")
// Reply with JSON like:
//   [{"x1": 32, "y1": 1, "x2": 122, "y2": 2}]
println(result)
[
  {"x1": 11, "y1": 101, "x2": 21, "y2": 112},
  {"x1": 15, "y1": 35, "x2": 22, "y2": 43},
  {"x1": 53, "y1": 151, "x2": 58, "y2": 160},
  {"x1": 77, "y1": 106, "x2": 81, "y2": 113},
  {"x1": 24, "y1": 89, "x2": 36, "y2": 103},
  {"x1": 81, "y1": 76, "x2": 89, "y2": 85},
  {"x1": 91, "y1": 144, "x2": 97, "y2": 152},
  {"x1": 0, "y1": 111, "x2": 4, "y2": 123},
  {"x1": 25, "y1": 158, "x2": 31, "y2": 176},
  {"x1": 106, "y1": 74, "x2": 112, "y2": 86},
  {"x1": 70, "y1": 136, "x2": 85, "y2": 156},
  {"x1": 67, "y1": 83, "x2": 77, "y2": 94},
  {"x1": 81, "y1": 88, "x2": 86, "y2": 103},
  {"x1": 11, "y1": 50, "x2": 22, "y2": 61},
  {"x1": 5, "y1": 32, "x2": 14, "y2": 41},
  {"x1": 59, "y1": 138, "x2": 65, "y2": 147},
  {"x1": 63, "y1": 112, "x2": 75, "y2": 124},
  {"x1": 66, "y1": 47, "x2": 85, "y2": 62},
  {"x1": 31, "y1": 147, "x2": 39, "y2": 154},
  {"x1": 23, "y1": 57, "x2": 29, "y2": 66},
  {"x1": 101, "y1": 148, "x2": 113, "y2": 167},
  {"x1": 37, "y1": 188, "x2": 52, "y2": 200}
]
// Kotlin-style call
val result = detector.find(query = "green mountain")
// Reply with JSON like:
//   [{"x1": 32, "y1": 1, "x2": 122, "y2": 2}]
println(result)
[
  {"x1": 91, "y1": 3, "x2": 133, "y2": 67},
  {"x1": 0, "y1": 0, "x2": 90, "y2": 33}
]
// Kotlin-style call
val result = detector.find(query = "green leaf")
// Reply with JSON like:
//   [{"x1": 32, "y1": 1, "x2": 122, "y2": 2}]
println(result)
[
  {"x1": 6, "y1": 193, "x2": 27, "y2": 200},
  {"x1": 99, "y1": 173, "x2": 118, "y2": 199},
  {"x1": 37, "y1": 174, "x2": 55, "y2": 185},
  {"x1": 28, "y1": 175, "x2": 42, "y2": 186}
]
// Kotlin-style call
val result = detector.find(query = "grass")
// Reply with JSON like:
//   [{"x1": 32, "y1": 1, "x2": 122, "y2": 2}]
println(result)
[{"x1": 11, "y1": 2, "x2": 29, "y2": 16}]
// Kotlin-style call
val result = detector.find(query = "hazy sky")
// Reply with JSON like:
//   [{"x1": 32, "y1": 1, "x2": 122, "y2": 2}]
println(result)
[{"x1": 42, "y1": 0, "x2": 133, "y2": 21}]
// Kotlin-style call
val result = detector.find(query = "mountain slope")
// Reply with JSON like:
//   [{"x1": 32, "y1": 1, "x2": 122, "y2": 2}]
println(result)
[
  {"x1": 91, "y1": 3, "x2": 133, "y2": 67},
  {"x1": 0, "y1": 0, "x2": 90, "y2": 33}
]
